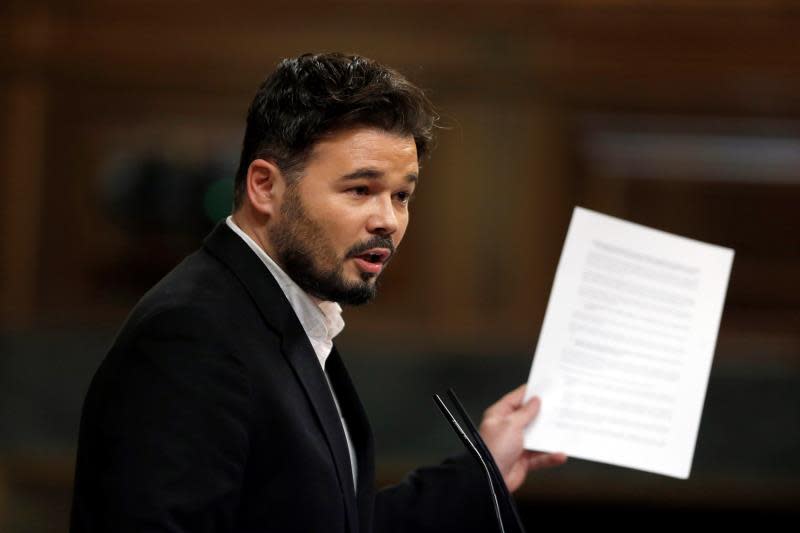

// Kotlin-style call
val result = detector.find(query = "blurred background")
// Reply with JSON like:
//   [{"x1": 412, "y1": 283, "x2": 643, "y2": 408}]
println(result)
[{"x1": 1, "y1": 0, "x2": 799, "y2": 530}]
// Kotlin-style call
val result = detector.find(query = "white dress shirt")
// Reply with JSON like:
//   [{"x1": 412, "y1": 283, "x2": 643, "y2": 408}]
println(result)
[{"x1": 225, "y1": 216, "x2": 358, "y2": 490}]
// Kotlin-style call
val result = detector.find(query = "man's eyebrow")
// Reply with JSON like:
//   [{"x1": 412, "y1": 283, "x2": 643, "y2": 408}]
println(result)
[
  {"x1": 341, "y1": 168, "x2": 383, "y2": 180},
  {"x1": 341, "y1": 168, "x2": 419, "y2": 183}
]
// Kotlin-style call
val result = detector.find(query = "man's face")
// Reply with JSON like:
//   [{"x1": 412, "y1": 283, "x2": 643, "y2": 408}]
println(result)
[{"x1": 267, "y1": 127, "x2": 418, "y2": 305}]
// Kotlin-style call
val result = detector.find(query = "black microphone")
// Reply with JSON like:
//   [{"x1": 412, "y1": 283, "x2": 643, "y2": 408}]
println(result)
[{"x1": 433, "y1": 389, "x2": 526, "y2": 533}]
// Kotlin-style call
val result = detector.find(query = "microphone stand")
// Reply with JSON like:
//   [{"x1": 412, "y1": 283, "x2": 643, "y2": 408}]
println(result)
[{"x1": 433, "y1": 389, "x2": 526, "y2": 533}]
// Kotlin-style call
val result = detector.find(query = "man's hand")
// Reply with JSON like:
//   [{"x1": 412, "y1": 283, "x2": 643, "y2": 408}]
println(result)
[{"x1": 479, "y1": 384, "x2": 567, "y2": 492}]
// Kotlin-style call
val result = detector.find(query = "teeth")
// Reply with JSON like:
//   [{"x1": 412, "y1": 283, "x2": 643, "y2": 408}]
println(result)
[{"x1": 356, "y1": 252, "x2": 384, "y2": 264}]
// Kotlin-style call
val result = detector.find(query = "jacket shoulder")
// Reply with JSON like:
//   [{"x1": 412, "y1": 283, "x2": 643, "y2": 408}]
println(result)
[{"x1": 119, "y1": 248, "x2": 243, "y2": 338}]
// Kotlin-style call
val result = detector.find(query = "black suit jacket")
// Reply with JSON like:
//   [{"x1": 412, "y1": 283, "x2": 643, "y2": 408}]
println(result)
[{"x1": 71, "y1": 222, "x2": 505, "y2": 533}]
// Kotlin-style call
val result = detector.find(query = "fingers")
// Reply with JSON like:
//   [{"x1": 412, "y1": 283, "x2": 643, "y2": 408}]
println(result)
[
  {"x1": 485, "y1": 383, "x2": 528, "y2": 417},
  {"x1": 510, "y1": 395, "x2": 541, "y2": 426},
  {"x1": 527, "y1": 451, "x2": 568, "y2": 471},
  {"x1": 484, "y1": 384, "x2": 545, "y2": 430}
]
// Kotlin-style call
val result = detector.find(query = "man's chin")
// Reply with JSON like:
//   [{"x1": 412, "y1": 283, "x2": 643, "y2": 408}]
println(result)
[
  {"x1": 358, "y1": 271, "x2": 378, "y2": 283},
  {"x1": 338, "y1": 270, "x2": 380, "y2": 305},
  {"x1": 305, "y1": 273, "x2": 377, "y2": 306},
  {"x1": 335, "y1": 283, "x2": 377, "y2": 306}
]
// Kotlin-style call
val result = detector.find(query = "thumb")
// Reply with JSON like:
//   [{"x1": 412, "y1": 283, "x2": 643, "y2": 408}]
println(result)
[{"x1": 511, "y1": 395, "x2": 541, "y2": 426}]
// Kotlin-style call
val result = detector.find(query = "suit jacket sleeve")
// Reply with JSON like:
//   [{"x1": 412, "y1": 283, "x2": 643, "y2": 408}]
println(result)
[
  {"x1": 373, "y1": 452, "x2": 506, "y2": 533},
  {"x1": 71, "y1": 306, "x2": 253, "y2": 533}
]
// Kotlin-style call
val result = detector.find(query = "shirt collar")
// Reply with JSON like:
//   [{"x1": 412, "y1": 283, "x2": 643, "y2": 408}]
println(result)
[{"x1": 225, "y1": 216, "x2": 344, "y2": 368}]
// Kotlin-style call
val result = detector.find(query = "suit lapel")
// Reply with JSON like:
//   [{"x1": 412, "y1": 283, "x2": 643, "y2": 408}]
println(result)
[
  {"x1": 326, "y1": 347, "x2": 376, "y2": 532},
  {"x1": 203, "y1": 222, "x2": 360, "y2": 532},
  {"x1": 279, "y1": 327, "x2": 360, "y2": 533}
]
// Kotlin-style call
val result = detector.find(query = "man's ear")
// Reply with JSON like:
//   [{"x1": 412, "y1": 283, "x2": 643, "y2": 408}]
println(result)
[{"x1": 245, "y1": 158, "x2": 286, "y2": 217}]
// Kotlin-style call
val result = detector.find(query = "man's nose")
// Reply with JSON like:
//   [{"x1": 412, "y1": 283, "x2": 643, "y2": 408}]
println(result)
[{"x1": 366, "y1": 195, "x2": 399, "y2": 236}]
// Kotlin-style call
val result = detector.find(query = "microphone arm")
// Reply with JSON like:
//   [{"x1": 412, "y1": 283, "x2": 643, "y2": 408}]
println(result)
[{"x1": 433, "y1": 392, "x2": 506, "y2": 533}]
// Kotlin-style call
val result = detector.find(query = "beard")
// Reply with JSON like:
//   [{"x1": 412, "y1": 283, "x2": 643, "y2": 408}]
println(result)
[{"x1": 268, "y1": 185, "x2": 394, "y2": 306}]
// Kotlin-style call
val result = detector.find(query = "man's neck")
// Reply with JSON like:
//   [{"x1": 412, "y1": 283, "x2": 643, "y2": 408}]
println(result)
[{"x1": 231, "y1": 210, "x2": 271, "y2": 256}]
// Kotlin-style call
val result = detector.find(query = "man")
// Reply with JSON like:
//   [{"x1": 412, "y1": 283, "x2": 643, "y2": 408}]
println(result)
[{"x1": 71, "y1": 53, "x2": 566, "y2": 533}]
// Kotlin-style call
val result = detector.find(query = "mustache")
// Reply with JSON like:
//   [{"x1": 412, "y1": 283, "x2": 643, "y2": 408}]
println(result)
[{"x1": 346, "y1": 236, "x2": 396, "y2": 258}]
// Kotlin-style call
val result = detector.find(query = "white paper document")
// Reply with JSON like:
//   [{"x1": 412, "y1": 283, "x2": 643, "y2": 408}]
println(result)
[{"x1": 523, "y1": 207, "x2": 734, "y2": 479}]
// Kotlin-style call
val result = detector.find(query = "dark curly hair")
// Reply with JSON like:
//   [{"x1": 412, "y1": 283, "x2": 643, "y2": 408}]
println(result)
[{"x1": 232, "y1": 52, "x2": 437, "y2": 210}]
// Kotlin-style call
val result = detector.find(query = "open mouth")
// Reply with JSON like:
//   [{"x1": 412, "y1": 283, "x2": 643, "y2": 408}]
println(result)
[
  {"x1": 352, "y1": 248, "x2": 391, "y2": 274},
  {"x1": 355, "y1": 248, "x2": 390, "y2": 264}
]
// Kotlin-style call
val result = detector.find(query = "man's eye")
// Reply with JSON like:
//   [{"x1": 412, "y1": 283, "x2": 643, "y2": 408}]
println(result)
[
  {"x1": 349, "y1": 186, "x2": 370, "y2": 196},
  {"x1": 395, "y1": 191, "x2": 413, "y2": 204}
]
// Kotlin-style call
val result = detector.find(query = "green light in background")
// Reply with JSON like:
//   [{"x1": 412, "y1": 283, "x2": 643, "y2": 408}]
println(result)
[{"x1": 203, "y1": 178, "x2": 234, "y2": 222}]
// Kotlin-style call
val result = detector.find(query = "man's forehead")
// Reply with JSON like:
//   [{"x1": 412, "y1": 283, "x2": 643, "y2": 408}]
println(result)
[{"x1": 307, "y1": 127, "x2": 419, "y2": 172}]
